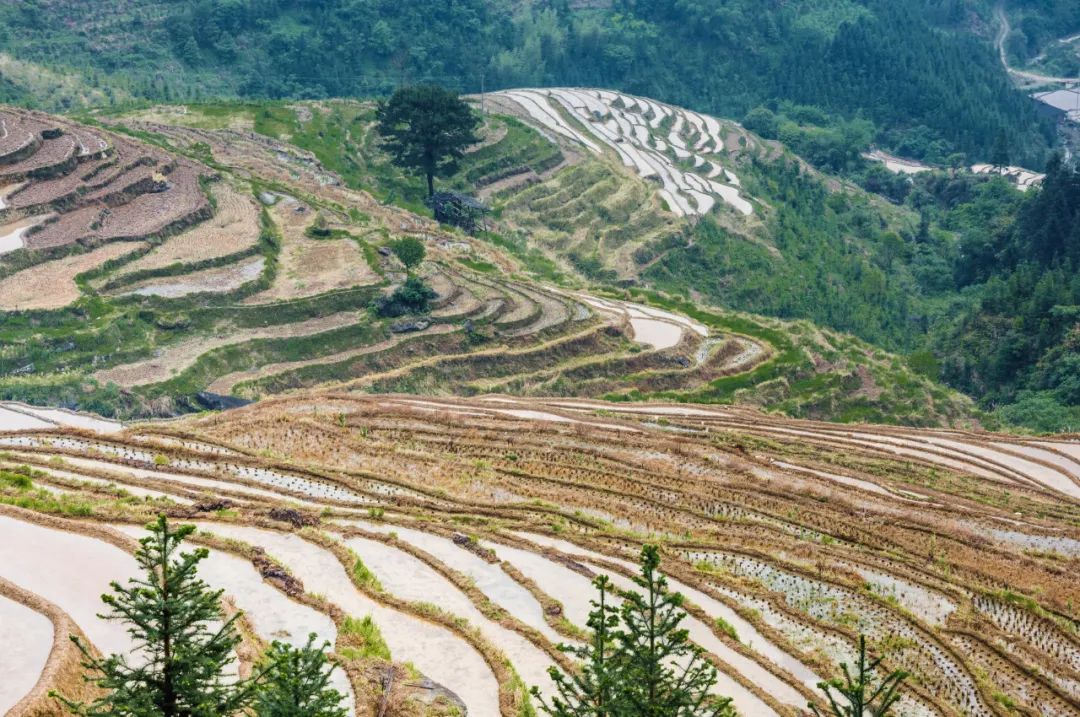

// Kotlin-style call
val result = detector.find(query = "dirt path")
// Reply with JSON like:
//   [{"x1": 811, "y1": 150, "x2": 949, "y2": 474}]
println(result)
[{"x1": 996, "y1": 4, "x2": 1080, "y2": 85}]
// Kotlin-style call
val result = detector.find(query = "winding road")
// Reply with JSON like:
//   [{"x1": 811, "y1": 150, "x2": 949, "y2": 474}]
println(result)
[{"x1": 995, "y1": 3, "x2": 1080, "y2": 85}]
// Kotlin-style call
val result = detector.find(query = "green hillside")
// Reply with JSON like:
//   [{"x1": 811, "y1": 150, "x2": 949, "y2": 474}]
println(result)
[
  {"x1": 198, "y1": 93, "x2": 1077, "y2": 432},
  {"x1": 0, "y1": 0, "x2": 1059, "y2": 165}
]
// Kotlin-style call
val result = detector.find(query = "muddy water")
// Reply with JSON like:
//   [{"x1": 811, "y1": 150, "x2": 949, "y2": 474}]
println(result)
[
  {"x1": 629, "y1": 317, "x2": 683, "y2": 349},
  {"x1": 771, "y1": 460, "x2": 894, "y2": 498},
  {"x1": 0, "y1": 215, "x2": 49, "y2": 256},
  {"x1": 999, "y1": 442, "x2": 1080, "y2": 479},
  {"x1": 344, "y1": 521, "x2": 561, "y2": 642},
  {"x1": 0, "y1": 405, "x2": 54, "y2": 430},
  {"x1": 24, "y1": 462, "x2": 191, "y2": 504},
  {"x1": 0, "y1": 516, "x2": 140, "y2": 657},
  {"x1": 344, "y1": 535, "x2": 556, "y2": 699},
  {"x1": 0, "y1": 592, "x2": 53, "y2": 713},
  {"x1": 922, "y1": 437, "x2": 1080, "y2": 498},
  {"x1": 492, "y1": 542, "x2": 597, "y2": 627},
  {"x1": 4, "y1": 403, "x2": 122, "y2": 433},
  {"x1": 197, "y1": 525, "x2": 500, "y2": 717}
]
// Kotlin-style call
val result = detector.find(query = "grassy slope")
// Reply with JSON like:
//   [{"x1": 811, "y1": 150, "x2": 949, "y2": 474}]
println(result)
[
  {"x1": 233, "y1": 101, "x2": 980, "y2": 428},
  {"x1": 0, "y1": 100, "x2": 984, "y2": 428}
]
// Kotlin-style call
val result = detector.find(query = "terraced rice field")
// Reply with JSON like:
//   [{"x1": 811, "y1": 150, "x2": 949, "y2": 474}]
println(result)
[
  {"x1": 0, "y1": 100, "x2": 970, "y2": 430},
  {"x1": 92, "y1": 312, "x2": 362, "y2": 388},
  {"x1": 489, "y1": 88, "x2": 756, "y2": 217},
  {"x1": 0, "y1": 241, "x2": 147, "y2": 310},
  {"x1": 0, "y1": 395, "x2": 1077, "y2": 716},
  {"x1": 111, "y1": 181, "x2": 261, "y2": 277},
  {"x1": 244, "y1": 196, "x2": 379, "y2": 303},
  {"x1": 117, "y1": 255, "x2": 266, "y2": 298}
]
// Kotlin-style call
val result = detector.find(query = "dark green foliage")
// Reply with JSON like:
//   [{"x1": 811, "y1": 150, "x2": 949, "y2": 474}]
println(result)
[
  {"x1": 389, "y1": 237, "x2": 426, "y2": 271},
  {"x1": 0, "y1": 0, "x2": 1057, "y2": 164},
  {"x1": 928, "y1": 158, "x2": 1080, "y2": 426},
  {"x1": 991, "y1": 130, "x2": 1011, "y2": 169},
  {"x1": 536, "y1": 575, "x2": 622, "y2": 717},
  {"x1": 374, "y1": 276, "x2": 437, "y2": 317},
  {"x1": 616, "y1": 546, "x2": 732, "y2": 717},
  {"x1": 376, "y1": 85, "x2": 480, "y2": 197},
  {"x1": 254, "y1": 635, "x2": 348, "y2": 717},
  {"x1": 809, "y1": 635, "x2": 908, "y2": 716},
  {"x1": 54, "y1": 516, "x2": 255, "y2": 717},
  {"x1": 1000, "y1": 0, "x2": 1080, "y2": 70},
  {"x1": 535, "y1": 546, "x2": 734, "y2": 717},
  {"x1": 646, "y1": 160, "x2": 923, "y2": 349}
]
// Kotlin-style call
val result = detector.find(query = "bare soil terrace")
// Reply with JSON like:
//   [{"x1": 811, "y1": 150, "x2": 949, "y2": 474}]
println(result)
[{"x1": 0, "y1": 396, "x2": 1076, "y2": 716}]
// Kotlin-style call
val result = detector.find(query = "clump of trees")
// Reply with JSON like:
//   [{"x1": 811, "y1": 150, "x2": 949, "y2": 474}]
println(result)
[
  {"x1": 374, "y1": 276, "x2": 437, "y2": 317},
  {"x1": 53, "y1": 516, "x2": 347, "y2": 717},
  {"x1": 375, "y1": 237, "x2": 433, "y2": 317}
]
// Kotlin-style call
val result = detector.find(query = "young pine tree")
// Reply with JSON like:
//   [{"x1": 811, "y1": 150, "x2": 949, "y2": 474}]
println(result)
[
  {"x1": 54, "y1": 516, "x2": 256, "y2": 717},
  {"x1": 809, "y1": 635, "x2": 908, "y2": 717},
  {"x1": 533, "y1": 575, "x2": 623, "y2": 717},
  {"x1": 617, "y1": 546, "x2": 734, "y2": 717},
  {"x1": 535, "y1": 546, "x2": 734, "y2": 717},
  {"x1": 253, "y1": 634, "x2": 348, "y2": 717}
]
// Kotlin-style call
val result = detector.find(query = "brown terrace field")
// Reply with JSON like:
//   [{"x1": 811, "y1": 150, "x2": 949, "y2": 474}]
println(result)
[{"x1": 0, "y1": 396, "x2": 1077, "y2": 716}]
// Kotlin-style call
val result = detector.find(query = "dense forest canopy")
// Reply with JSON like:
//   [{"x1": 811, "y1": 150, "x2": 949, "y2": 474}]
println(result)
[
  {"x1": 931, "y1": 158, "x2": 1080, "y2": 430},
  {"x1": 0, "y1": 0, "x2": 1061, "y2": 165}
]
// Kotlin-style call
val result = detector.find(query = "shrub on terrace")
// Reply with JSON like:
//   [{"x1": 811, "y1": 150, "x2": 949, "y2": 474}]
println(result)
[{"x1": 373, "y1": 276, "x2": 437, "y2": 318}]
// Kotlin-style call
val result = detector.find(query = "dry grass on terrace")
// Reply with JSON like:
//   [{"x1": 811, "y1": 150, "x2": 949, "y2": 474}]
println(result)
[
  {"x1": 0, "y1": 242, "x2": 146, "y2": 310},
  {"x1": 114, "y1": 182, "x2": 261, "y2": 277},
  {"x1": 244, "y1": 197, "x2": 378, "y2": 304}
]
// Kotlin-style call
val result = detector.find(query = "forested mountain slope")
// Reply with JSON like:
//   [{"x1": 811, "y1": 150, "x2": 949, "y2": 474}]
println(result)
[{"x1": 0, "y1": 0, "x2": 1059, "y2": 165}]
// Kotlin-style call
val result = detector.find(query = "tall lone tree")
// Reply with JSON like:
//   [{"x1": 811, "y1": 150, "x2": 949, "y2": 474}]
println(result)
[
  {"x1": 376, "y1": 84, "x2": 480, "y2": 198},
  {"x1": 991, "y1": 129, "x2": 1011, "y2": 169},
  {"x1": 54, "y1": 516, "x2": 257, "y2": 717},
  {"x1": 809, "y1": 635, "x2": 908, "y2": 717},
  {"x1": 534, "y1": 546, "x2": 734, "y2": 717}
]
